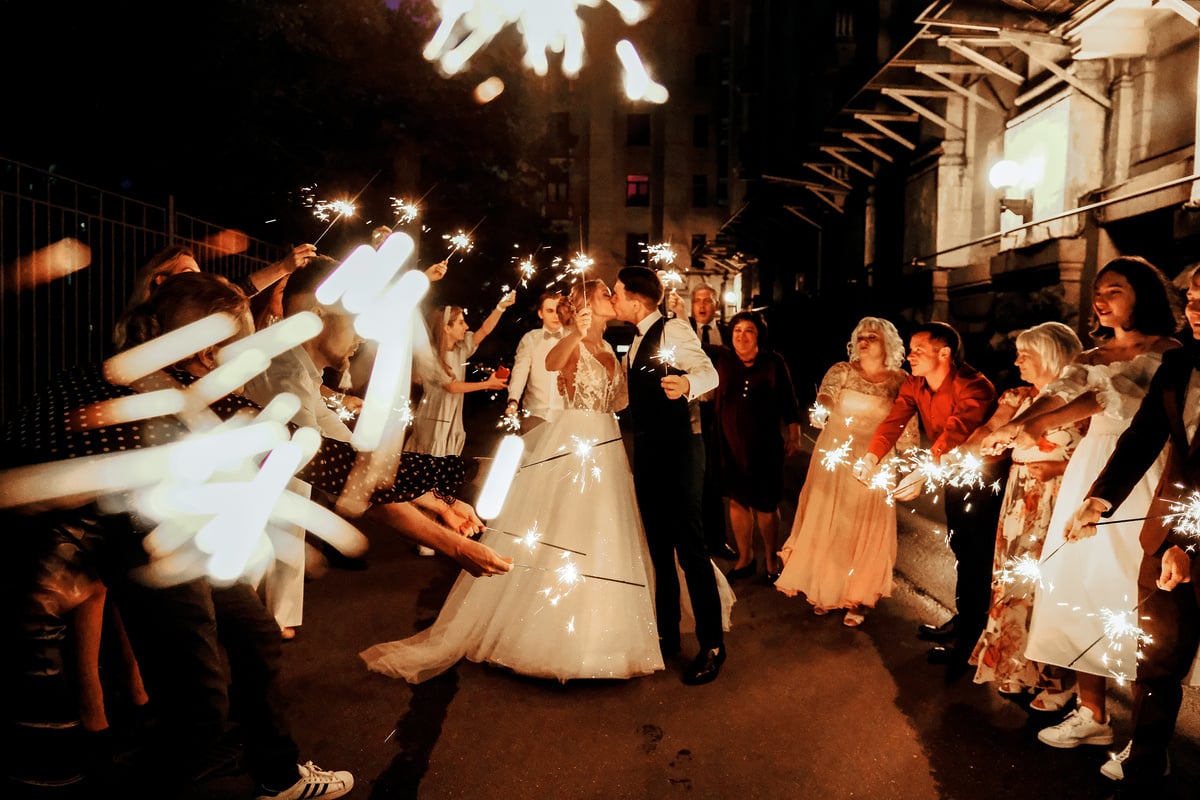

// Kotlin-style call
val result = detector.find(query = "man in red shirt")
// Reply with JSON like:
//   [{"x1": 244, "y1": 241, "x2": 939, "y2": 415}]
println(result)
[{"x1": 854, "y1": 321, "x2": 1003, "y2": 666}]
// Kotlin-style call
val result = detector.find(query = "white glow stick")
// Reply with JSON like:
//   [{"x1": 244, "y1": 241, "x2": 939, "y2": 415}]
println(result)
[
  {"x1": 315, "y1": 244, "x2": 378, "y2": 306},
  {"x1": 343, "y1": 232, "x2": 416, "y2": 313},
  {"x1": 476, "y1": 434, "x2": 526, "y2": 519},
  {"x1": 217, "y1": 311, "x2": 322, "y2": 364},
  {"x1": 105, "y1": 313, "x2": 238, "y2": 385}
]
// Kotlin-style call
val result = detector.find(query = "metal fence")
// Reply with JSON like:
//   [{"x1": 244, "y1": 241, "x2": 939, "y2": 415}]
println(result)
[{"x1": 0, "y1": 158, "x2": 284, "y2": 420}]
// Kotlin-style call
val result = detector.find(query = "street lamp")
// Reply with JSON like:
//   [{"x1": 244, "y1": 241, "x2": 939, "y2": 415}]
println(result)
[{"x1": 988, "y1": 159, "x2": 1035, "y2": 221}]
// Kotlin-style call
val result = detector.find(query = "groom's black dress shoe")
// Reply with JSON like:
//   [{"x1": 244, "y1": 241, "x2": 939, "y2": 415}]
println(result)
[
  {"x1": 917, "y1": 616, "x2": 959, "y2": 643},
  {"x1": 682, "y1": 645, "x2": 726, "y2": 685}
]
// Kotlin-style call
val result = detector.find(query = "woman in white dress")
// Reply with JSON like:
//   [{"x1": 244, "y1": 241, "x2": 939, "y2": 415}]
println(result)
[
  {"x1": 406, "y1": 295, "x2": 514, "y2": 458},
  {"x1": 983, "y1": 256, "x2": 1183, "y2": 750},
  {"x1": 362, "y1": 280, "x2": 730, "y2": 683}
]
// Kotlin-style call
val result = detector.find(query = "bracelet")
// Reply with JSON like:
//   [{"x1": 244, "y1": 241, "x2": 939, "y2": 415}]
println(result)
[{"x1": 495, "y1": 305, "x2": 505, "y2": 313}]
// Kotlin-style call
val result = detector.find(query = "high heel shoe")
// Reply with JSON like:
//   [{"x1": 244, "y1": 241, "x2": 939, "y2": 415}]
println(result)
[
  {"x1": 1029, "y1": 687, "x2": 1076, "y2": 712},
  {"x1": 726, "y1": 559, "x2": 756, "y2": 581}
]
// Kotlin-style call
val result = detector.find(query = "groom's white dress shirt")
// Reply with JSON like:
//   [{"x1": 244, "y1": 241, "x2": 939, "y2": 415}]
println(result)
[{"x1": 626, "y1": 311, "x2": 719, "y2": 434}]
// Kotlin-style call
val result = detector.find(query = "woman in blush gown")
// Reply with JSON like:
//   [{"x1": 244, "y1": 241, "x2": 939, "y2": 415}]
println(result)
[
  {"x1": 775, "y1": 317, "x2": 915, "y2": 627},
  {"x1": 362, "y1": 280, "x2": 727, "y2": 683}
]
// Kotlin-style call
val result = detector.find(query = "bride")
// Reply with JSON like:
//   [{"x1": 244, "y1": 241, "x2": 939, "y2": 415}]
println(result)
[{"x1": 362, "y1": 279, "x2": 724, "y2": 683}]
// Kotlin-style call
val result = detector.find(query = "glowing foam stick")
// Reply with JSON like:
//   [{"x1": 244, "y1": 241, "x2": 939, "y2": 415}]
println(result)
[
  {"x1": 217, "y1": 311, "x2": 322, "y2": 365},
  {"x1": 104, "y1": 313, "x2": 239, "y2": 385},
  {"x1": 342, "y1": 232, "x2": 415, "y2": 314},
  {"x1": 315, "y1": 244, "x2": 379, "y2": 306},
  {"x1": 475, "y1": 434, "x2": 526, "y2": 519}
]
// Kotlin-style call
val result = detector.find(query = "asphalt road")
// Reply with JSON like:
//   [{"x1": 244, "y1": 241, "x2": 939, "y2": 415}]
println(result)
[{"x1": 16, "y1": 397, "x2": 1198, "y2": 800}]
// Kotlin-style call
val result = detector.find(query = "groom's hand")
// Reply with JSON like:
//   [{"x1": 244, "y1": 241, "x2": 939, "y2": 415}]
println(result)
[{"x1": 661, "y1": 375, "x2": 690, "y2": 400}]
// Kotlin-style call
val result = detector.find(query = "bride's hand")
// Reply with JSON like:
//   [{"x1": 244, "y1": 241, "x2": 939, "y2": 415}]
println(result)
[{"x1": 575, "y1": 306, "x2": 592, "y2": 337}]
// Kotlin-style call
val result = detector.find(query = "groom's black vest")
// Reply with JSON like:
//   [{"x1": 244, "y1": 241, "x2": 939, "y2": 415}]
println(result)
[{"x1": 626, "y1": 318, "x2": 692, "y2": 444}]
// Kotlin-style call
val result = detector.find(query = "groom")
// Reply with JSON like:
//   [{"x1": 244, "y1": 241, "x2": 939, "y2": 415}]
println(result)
[{"x1": 613, "y1": 266, "x2": 726, "y2": 685}]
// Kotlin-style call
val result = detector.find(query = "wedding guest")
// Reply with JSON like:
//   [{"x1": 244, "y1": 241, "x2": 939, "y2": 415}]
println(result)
[
  {"x1": 962, "y1": 322, "x2": 1084, "y2": 695},
  {"x1": 114, "y1": 242, "x2": 317, "y2": 350},
  {"x1": 776, "y1": 317, "x2": 912, "y2": 626},
  {"x1": 711, "y1": 311, "x2": 801, "y2": 582},
  {"x1": 405, "y1": 296, "x2": 514, "y2": 458},
  {"x1": 982, "y1": 256, "x2": 1182, "y2": 748},
  {"x1": 683, "y1": 284, "x2": 737, "y2": 560},
  {"x1": 854, "y1": 321, "x2": 1003, "y2": 664},
  {"x1": 504, "y1": 291, "x2": 566, "y2": 433},
  {"x1": 1064, "y1": 265, "x2": 1200, "y2": 790}
]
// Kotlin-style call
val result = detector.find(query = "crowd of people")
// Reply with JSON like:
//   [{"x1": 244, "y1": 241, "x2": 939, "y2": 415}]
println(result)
[{"x1": 5, "y1": 234, "x2": 1200, "y2": 799}]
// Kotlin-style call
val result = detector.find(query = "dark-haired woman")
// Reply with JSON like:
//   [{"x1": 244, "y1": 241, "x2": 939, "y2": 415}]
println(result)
[{"x1": 711, "y1": 312, "x2": 802, "y2": 582}]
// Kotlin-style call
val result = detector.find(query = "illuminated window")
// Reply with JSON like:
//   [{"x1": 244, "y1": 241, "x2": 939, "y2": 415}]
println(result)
[{"x1": 626, "y1": 175, "x2": 650, "y2": 207}]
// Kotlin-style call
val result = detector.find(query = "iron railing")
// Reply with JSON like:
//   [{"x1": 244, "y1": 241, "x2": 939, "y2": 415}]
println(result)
[{"x1": 0, "y1": 158, "x2": 284, "y2": 420}]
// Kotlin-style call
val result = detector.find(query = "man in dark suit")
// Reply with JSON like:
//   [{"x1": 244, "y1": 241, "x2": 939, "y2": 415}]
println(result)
[
  {"x1": 1068, "y1": 269, "x2": 1200, "y2": 794},
  {"x1": 672, "y1": 283, "x2": 737, "y2": 560},
  {"x1": 614, "y1": 267, "x2": 726, "y2": 685}
]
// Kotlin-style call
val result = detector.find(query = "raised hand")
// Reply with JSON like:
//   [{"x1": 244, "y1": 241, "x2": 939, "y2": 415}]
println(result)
[
  {"x1": 1158, "y1": 545, "x2": 1192, "y2": 591},
  {"x1": 1064, "y1": 497, "x2": 1106, "y2": 542},
  {"x1": 575, "y1": 306, "x2": 593, "y2": 337},
  {"x1": 425, "y1": 258, "x2": 450, "y2": 282},
  {"x1": 852, "y1": 453, "x2": 879, "y2": 483}
]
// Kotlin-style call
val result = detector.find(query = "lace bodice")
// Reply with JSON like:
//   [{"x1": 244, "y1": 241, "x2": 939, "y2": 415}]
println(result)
[
  {"x1": 559, "y1": 341, "x2": 624, "y2": 412},
  {"x1": 818, "y1": 361, "x2": 908, "y2": 402}
]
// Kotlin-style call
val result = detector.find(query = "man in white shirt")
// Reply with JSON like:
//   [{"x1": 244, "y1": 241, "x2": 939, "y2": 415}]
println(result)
[{"x1": 504, "y1": 291, "x2": 566, "y2": 432}]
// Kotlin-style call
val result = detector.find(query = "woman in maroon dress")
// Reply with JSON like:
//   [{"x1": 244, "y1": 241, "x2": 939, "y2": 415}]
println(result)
[{"x1": 712, "y1": 312, "x2": 802, "y2": 582}]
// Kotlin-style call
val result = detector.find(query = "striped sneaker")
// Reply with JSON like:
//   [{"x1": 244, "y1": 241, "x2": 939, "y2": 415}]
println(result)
[{"x1": 257, "y1": 761, "x2": 354, "y2": 799}]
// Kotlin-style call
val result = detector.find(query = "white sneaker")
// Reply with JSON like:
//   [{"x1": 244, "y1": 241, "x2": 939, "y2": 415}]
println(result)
[
  {"x1": 1100, "y1": 740, "x2": 1171, "y2": 781},
  {"x1": 416, "y1": 545, "x2": 436, "y2": 557},
  {"x1": 257, "y1": 761, "x2": 354, "y2": 799},
  {"x1": 1037, "y1": 705, "x2": 1114, "y2": 748}
]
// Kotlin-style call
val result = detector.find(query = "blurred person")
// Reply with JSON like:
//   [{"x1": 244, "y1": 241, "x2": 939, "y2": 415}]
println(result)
[
  {"x1": 961, "y1": 322, "x2": 1085, "y2": 695},
  {"x1": 776, "y1": 317, "x2": 912, "y2": 627},
  {"x1": 114, "y1": 242, "x2": 317, "y2": 350},
  {"x1": 503, "y1": 291, "x2": 566, "y2": 433},
  {"x1": 854, "y1": 321, "x2": 1003, "y2": 664},
  {"x1": 613, "y1": 267, "x2": 727, "y2": 686},
  {"x1": 710, "y1": 312, "x2": 802, "y2": 583},
  {"x1": 1063, "y1": 265, "x2": 1200, "y2": 791},
  {"x1": 982, "y1": 256, "x2": 1183, "y2": 748}
]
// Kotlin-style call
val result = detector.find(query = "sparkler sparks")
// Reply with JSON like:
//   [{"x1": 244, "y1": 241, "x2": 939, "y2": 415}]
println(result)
[
  {"x1": 567, "y1": 251, "x2": 593, "y2": 276},
  {"x1": 647, "y1": 242, "x2": 676, "y2": 265},
  {"x1": 518, "y1": 256, "x2": 536, "y2": 287},
  {"x1": 808, "y1": 402, "x2": 830, "y2": 428},
  {"x1": 822, "y1": 437, "x2": 855, "y2": 472},
  {"x1": 444, "y1": 230, "x2": 474, "y2": 254},
  {"x1": 390, "y1": 197, "x2": 419, "y2": 225},
  {"x1": 423, "y1": 0, "x2": 649, "y2": 78},
  {"x1": 568, "y1": 435, "x2": 603, "y2": 490},
  {"x1": 655, "y1": 345, "x2": 679, "y2": 370}
]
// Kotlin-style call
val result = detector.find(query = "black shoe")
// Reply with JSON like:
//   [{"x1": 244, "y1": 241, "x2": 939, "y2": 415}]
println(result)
[
  {"x1": 682, "y1": 645, "x2": 726, "y2": 686},
  {"x1": 710, "y1": 543, "x2": 739, "y2": 561},
  {"x1": 726, "y1": 559, "x2": 756, "y2": 581},
  {"x1": 926, "y1": 643, "x2": 968, "y2": 665},
  {"x1": 917, "y1": 616, "x2": 959, "y2": 642}
]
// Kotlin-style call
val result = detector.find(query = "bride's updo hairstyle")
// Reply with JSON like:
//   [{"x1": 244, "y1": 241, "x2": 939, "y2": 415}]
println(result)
[
  {"x1": 119, "y1": 271, "x2": 252, "y2": 353},
  {"x1": 557, "y1": 279, "x2": 604, "y2": 329}
]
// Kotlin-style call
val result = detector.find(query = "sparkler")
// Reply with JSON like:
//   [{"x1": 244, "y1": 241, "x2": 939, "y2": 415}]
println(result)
[
  {"x1": 822, "y1": 437, "x2": 855, "y2": 472},
  {"x1": 808, "y1": 402, "x2": 831, "y2": 429},
  {"x1": 518, "y1": 256, "x2": 536, "y2": 288},
  {"x1": 390, "y1": 197, "x2": 419, "y2": 225},
  {"x1": 615, "y1": 39, "x2": 669, "y2": 104},
  {"x1": 422, "y1": 0, "x2": 649, "y2": 78},
  {"x1": 481, "y1": 524, "x2": 586, "y2": 556},
  {"x1": 444, "y1": 230, "x2": 474, "y2": 254}
]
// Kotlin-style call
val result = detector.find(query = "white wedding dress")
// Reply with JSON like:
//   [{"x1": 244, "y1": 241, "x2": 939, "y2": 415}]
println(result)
[{"x1": 361, "y1": 341, "x2": 733, "y2": 683}]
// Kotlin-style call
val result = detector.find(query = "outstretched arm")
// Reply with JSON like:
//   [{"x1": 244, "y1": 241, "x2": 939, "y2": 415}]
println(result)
[{"x1": 473, "y1": 291, "x2": 516, "y2": 347}]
